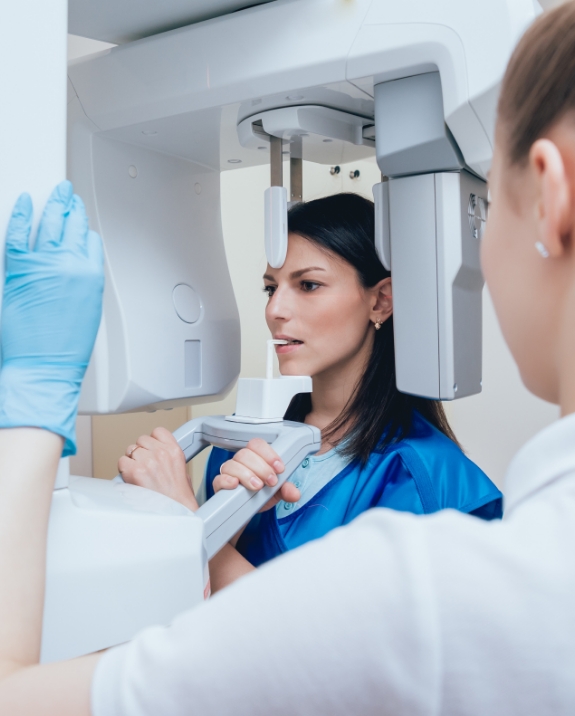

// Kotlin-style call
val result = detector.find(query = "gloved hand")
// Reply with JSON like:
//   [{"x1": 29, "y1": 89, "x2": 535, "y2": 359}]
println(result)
[{"x1": 0, "y1": 181, "x2": 104, "y2": 456}]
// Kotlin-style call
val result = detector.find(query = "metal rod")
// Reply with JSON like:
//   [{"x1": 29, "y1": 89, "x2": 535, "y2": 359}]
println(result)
[
  {"x1": 267, "y1": 339, "x2": 288, "y2": 379},
  {"x1": 270, "y1": 135, "x2": 283, "y2": 187},
  {"x1": 290, "y1": 136, "x2": 303, "y2": 203}
]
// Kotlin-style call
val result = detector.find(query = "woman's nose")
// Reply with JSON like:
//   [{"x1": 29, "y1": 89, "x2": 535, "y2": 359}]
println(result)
[{"x1": 266, "y1": 286, "x2": 291, "y2": 323}]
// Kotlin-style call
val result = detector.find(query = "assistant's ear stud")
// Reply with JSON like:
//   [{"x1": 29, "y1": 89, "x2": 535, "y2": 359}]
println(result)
[
  {"x1": 374, "y1": 321, "x2": 382, "y2": 330},
  {"x1": 535, "y1": 241, "x2": 550, "y2": 259}
]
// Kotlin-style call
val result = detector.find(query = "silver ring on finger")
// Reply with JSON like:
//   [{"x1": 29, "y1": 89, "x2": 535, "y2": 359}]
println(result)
[{"x1": 128, "y1": 445, "x2": 140, "y2": 459}]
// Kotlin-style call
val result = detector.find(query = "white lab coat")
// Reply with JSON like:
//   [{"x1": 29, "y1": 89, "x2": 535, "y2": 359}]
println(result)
[{"x1": 92, "y1": 413, "x2": 575, "y2": 715}]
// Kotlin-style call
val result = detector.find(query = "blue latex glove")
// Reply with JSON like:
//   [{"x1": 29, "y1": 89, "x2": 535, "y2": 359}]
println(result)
[{"x1": 0, "y1": 181, "x2": 104, "y2": 456}]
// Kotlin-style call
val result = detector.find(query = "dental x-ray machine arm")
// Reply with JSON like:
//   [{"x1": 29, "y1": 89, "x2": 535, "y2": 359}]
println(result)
[{"x1": 67, "y1": 0, "x2": 538, "y2": 411}]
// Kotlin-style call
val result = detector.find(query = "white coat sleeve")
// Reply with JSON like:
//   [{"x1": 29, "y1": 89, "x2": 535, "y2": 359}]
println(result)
[{"x1": 91, "y1": 509, "x2": 442, "y2": 716}]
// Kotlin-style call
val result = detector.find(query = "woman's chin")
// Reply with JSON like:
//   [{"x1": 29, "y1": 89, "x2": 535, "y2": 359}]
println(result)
[{"x1": 278, "y1": 358, "x2": 309, "y2": 377}]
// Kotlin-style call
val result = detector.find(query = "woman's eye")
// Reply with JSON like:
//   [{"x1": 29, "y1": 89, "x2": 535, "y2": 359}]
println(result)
[
  {"x1": 301, "y1": 281, "x2": 320, "y2": 292},
  {"x1": 263, "y1": 285, "x2": 276, "y2": 298}
]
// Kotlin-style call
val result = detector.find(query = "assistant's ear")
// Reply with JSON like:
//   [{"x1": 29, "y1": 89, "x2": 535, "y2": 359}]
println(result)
[
  {"x1": 529, "y1": 138, "x2": 572, "y2": 258},
  {"x1": 370, "y1": 277, "x2": 393, "y2": 324}
]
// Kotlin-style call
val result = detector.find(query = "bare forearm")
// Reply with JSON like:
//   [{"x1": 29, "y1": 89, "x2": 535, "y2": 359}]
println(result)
[
  {"x1": 0, "y1": 654, "x2": 99, "y2": 716},
  {"x1": 0, "y1": 428, "x2": 98, "y2": 716},
  {"x1": 0, "y1": 428, "x2": 62, "y2": 678},
  {"x1": 209, "y1": 543, "x2": 256, "y2": 594}
]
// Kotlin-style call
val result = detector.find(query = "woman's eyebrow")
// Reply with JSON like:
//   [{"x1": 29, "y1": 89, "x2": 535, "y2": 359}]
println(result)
[
  {"x1": 263, "y1": 267, "x2": 326, "y2": 282},
  {"x1": 290, "y1": 266, "x2": 326, "y2": 279}
]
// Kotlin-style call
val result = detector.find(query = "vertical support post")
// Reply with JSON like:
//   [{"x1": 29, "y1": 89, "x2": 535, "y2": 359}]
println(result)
[
  {"x1": 270, "y1": 135, "x2": 283, "y2": 187},
  {"x1": 290, "y1": 136, "x2": 303, "y2": 204},
  {"x1": 0, "y1": 0, "x2": 68, "y2": 308}
]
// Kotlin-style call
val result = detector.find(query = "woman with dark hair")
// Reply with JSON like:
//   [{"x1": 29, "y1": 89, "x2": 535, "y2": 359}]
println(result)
[{"x1": 120, "y1": 192, "x2": 501, "y2": 590}]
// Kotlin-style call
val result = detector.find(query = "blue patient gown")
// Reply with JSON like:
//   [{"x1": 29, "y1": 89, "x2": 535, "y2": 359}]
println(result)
[{"x1": 205, "y1": 411, "x2": 502, "y2": 567}]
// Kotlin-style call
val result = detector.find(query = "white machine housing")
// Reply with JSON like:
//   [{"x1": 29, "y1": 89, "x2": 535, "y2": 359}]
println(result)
[
  {"x1": 387, "y1": 170, "x2": 486, "y2": 399},
  {"x1": 67, "y1": 0, "x2": 539, "y2": 407},
  {"x1": 68, "y1": 94, "x2": 241, "y2": 414},
  {"x1": 42, "y1": 414, "x2": 320, "y2": 662},
  {"x1": 372, "y1": 72, "x2": 488, "y2": 399}
]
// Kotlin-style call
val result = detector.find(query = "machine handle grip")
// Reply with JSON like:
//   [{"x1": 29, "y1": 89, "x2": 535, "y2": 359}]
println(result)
[
  {"x1": 174, "y1": 416, "x2": 320, "y2": 560},
  {"x1": 171, "y1": 417, "x2": 211, "y2": 461},
  {"x1": 116, "y1": 416, "x2": 320, "y2": 560}
]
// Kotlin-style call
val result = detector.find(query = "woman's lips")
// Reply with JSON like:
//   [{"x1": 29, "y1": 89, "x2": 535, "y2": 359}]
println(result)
[{"x1": 275, "y1": 341, "x2": 303, "y2": 354}]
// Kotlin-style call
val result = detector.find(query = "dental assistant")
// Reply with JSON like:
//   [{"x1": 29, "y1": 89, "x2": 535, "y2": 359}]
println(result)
[
  {"x1": 120, "y1": 193, "x2": 501, "y2": 588},
  {"x1": 3, "y1": 5, "x2": 575, "y2": 714}
]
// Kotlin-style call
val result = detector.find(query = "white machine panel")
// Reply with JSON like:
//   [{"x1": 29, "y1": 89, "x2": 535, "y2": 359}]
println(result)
[
  {"x1": 42, "y1": 476, "x2": 206, "y2": 663},
  {"x1": 389, "y1": 174, "x2": 440, "y2": 397},
  {"x1": 68, "y1": 103, "x2": 240, "y2": 413},
  {"x1": 390, "y1": 170, "x2": 485, "y2": 400},
  {"x1": 41, "y1": 416, "x2": 320, "y2": 662},
  {"x1": 69, "y1": 0, "x2": 274, "y2": 44}
]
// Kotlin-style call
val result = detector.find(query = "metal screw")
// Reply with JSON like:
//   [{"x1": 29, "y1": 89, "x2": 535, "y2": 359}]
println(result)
[
  {"x1": 330, "y1": 165, "x2": 340, "y2": 176},
  {"x1": 349, "y1": 169, "x2": 360, "y2": 180}
]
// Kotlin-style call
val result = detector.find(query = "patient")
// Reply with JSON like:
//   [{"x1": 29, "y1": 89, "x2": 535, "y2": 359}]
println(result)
[{"x1": 120, "y1": 193, "x2": 502, "y2": 591}]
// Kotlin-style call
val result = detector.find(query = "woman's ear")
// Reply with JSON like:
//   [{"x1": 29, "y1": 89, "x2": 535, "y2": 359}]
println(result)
[
  {"x1": 370, "y1": 277, "x2": 393, "y2": 324},
  {"x1": 529, "y1": 138, "x2": 572, "y2": 258}
]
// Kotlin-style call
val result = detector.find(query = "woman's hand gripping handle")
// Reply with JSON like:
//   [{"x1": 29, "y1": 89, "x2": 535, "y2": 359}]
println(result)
[{"x1": 215, "y1": 438, "x2": 301, "y2": 511}]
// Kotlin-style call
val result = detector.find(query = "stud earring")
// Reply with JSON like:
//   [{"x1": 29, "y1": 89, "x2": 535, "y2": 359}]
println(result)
[
  {"x1": 374, "y1": 321, "x2": 382, "y2": 330},
  {"x1": 535, "y1": 241, "x2": 550, "y2": 259}
]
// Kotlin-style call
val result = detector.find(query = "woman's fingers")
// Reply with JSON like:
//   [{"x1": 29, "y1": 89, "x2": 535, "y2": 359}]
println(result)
[
  {"x1": 245, "y1": 438, "x2": 284, "y2": 474},
  {"x1": 219, "y1": 456, "x2": 269, "y2": 490},
  {"x1": 229, "y1": 442, "x2": 284, "y2": 486},
  {"x1": 118, "y1": 429, "x2": 198, "y2": 511},
  {"x1": 215, "y1": 448, "x2": 282, "y2": 492},
  {"x1": 150, "y1": 426, "x2": 181, "y2": 449},
  {"x1": 134, "y1": 433, "x2": 163, "y2": 453},
  {"x1": 214, "y1": 453, "x2": 301, "y2": 509},
  {"x1": 257, "y1": 482, "x2": 302, "y2": 512},
  {"x1": 236, "y1": 449, "x2": 277, "y2": 486},
  {"x1": 212, "y1": 472, "x2": 240, "y2": 493},
  {"x1": 279, "y1": 482, "x2": 300, "y2": 503}
]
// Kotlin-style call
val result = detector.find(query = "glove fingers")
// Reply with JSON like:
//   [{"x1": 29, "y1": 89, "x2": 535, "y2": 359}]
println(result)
[
  {"x1": 62, "y1": 195, "x2": 89, "y2": 253},
  {"x1": 34, "y1": 180, "x2": 73, "y2": 251},
  {"x1": 5, "y1": 193, "x2": 33, "y2": 253}
]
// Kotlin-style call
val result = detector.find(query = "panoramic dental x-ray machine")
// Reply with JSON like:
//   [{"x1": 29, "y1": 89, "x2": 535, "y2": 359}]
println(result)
[{"x1": 3, "y1": 0, "x2": 540, "y2": 662}]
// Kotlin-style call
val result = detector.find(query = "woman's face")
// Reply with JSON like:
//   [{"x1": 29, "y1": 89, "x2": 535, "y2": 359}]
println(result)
[
  {"x1": 481, "y1": 134, "x2": 565, "y2": 402},
  {"x1": 264, "y1": 233, "x2": 388, "y2": 380}
]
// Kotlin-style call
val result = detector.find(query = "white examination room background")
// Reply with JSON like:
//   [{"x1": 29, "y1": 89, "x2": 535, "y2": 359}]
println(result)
[{"x1": 68, "y1": 32, "x2": 559, "y2": 491}]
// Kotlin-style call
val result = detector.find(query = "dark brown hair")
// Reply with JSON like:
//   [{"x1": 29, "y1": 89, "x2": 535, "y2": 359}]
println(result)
[
  {"x1": 283, "y1": 193, "x2": 459, "y2": 464},
  {"x1": 499, "y1": 3, "x2": 575, "y2": 165}
]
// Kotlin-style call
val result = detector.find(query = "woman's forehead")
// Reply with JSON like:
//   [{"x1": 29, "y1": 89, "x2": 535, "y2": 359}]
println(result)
[{"x1": 264, "y1": 234, "x2": 348, "y2": 278}]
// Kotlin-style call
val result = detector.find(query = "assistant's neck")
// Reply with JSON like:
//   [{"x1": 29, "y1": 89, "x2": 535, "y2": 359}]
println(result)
[{"x1": 557, "y1": 283, "x2": 575, "y2": 417}]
